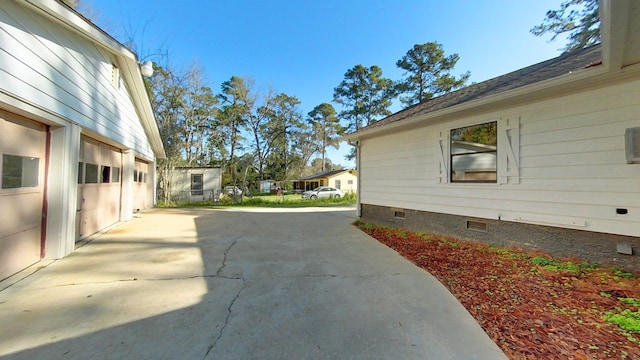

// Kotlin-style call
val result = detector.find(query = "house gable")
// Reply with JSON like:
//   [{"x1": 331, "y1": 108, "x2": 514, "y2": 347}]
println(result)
[{"x1": 0, "y1": 0, "x2": 163, "y2": 160}]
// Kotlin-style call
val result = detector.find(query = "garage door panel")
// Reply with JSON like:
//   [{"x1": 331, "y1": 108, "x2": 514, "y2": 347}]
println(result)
[
  {"x1": 0, "y1": 227, "x2": 41, "y2": 279},
  {"x1": 82, "y1": 140, "x2": 99, "y2": 164},
  {"x1": 78, "y1": 137, "x2": 122, "y2": 239},
  {"x1": 0, "y1": 112, "x2": 45, "y2": 280},
  {"x1": 0, "y1": 192, "x2": 42, "y2": 231},
  {"x1": 0, "y1": 115, "x2": 46, "y2": 155},
  {"x1": 133, "y1": 159, "x2": 149, "y2": 211}
]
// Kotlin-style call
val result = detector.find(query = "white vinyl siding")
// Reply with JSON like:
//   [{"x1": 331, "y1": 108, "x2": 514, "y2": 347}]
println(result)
[
  {"x1": 0, "y1": 2, "x2": 154, "y2": 159},
  {"x1": 360, "y1": 79, "x2": 640, "y2": 237}
]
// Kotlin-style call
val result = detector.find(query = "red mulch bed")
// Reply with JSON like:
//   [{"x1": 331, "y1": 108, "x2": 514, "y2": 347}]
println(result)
[{"x1": 357, "y1": 222, "x2": 640, "y2": 359}]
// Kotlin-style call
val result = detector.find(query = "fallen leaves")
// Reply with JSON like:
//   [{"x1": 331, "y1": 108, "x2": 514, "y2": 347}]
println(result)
[{"x1": 357, "y1": 223, "x2": 640, "y2": 359}]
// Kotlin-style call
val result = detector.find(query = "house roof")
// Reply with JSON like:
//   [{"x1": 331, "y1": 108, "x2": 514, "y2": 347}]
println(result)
[
  {"x1": 296, "y1": 169, "x2": 355, "y2": 181},
  {"x1": 346, "y1": 44, "x2": 602, "y2": 139}
]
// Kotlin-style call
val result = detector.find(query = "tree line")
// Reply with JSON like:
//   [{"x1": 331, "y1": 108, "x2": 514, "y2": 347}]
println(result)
[
  {"x1": 71, "y1": 0, "x2": 599, "y2": 197},
  {"x1": 148, "y1": 40, "x2": 475, "y2": 197}
]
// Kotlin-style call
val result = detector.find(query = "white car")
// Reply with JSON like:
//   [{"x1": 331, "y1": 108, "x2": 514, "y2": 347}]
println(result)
[
  {"x1": 302, "y1": 187, "x2": 344, "y2": 200},
  {"x1": 224, "y1": 186, "x2": 243, "y2": 197}
]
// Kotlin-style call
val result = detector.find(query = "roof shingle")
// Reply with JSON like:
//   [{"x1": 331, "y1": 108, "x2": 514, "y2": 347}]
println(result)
[{"x1": 352, "y1": 44, "x2": 602, "y2": 135}]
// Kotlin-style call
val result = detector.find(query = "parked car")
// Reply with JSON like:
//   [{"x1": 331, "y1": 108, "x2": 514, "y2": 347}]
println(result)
[
  {"x1": 302, "y1": 187, "x2": 344, "y2": 200},
  {"x1": 224, "y1": 186, "x2": 243, "y2": 197}
]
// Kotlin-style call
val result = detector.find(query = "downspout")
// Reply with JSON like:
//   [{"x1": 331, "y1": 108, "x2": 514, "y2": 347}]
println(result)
[{"x1": 348, "y1": 139, "x2": 361, "y2": 218}]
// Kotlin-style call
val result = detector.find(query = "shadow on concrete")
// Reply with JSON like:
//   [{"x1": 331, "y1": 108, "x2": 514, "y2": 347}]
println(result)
[{"x1": 0, "y1": 207, "x2": 506, "y2": 360}]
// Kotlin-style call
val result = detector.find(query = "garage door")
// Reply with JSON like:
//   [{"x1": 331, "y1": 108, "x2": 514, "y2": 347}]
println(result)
[
  {"x1": 0, "y1": 112, "x2": 46, "y2": 280},
  {"x1": 133, "y1": 159, "x2": 149, "y2": 211},
  {"x1": 77, "y1": 136, "x2": 122, "y2": 239}
]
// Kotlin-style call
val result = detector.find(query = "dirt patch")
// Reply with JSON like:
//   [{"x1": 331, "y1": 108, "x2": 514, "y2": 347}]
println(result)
[{"x1": 357, "y1": 222, "x2": 640, "y2": 359}]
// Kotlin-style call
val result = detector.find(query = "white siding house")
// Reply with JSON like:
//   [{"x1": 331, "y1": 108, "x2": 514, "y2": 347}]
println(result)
[
  {"x1": 0, "y1": 0, "x2": 165, "y2": 280},
  {"x1": 345, "y1": 0, "x2": 640, "y2": 271}
]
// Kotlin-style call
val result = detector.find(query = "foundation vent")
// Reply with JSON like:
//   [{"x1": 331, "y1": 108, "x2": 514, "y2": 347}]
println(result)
[
  {"x1": 466, "y1": 220, "x2": 487, "y2": 232},
  {"x1": 393, "y1": 210, "x2": 406, "y2": 219},
  {"x1": 617, "y1": 244, "x2": 633, "y2": 255}
]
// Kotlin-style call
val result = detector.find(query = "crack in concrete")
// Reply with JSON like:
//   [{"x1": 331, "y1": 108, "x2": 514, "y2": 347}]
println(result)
[
  {"x1": 216, "y1": 237, "x2": 239, "y2": 277},
  {"x1": 202, "y1": 277, "x2": 246, "y2": 360}
]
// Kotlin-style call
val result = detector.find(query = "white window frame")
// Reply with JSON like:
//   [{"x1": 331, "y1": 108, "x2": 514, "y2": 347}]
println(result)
[{"x1": 436, "y1": 117, "x2": 520, "y2": 184}]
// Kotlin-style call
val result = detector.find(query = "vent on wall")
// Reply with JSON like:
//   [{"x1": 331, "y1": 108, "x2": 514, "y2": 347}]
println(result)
[
  {"x1": 393, "y1": 210, "x2": 406, "y2": 219},
  {"x1": 466, "y1": 220, "x2": 487, "y2": 232},
  {"x1": 625, "y1": 127, "x2": 640, "y2": 163},
  {"x1": 111, "y1": 64, "x2": 120, "y2": 88}
]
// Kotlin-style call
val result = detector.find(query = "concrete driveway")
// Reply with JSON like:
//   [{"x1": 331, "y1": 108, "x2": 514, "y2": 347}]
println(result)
[{"x1": 0, "y1": 207, "x2": 506, "y2": 360}]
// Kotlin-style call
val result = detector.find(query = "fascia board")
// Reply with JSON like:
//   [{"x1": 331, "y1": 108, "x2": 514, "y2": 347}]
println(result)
[
  {"x1": 23, "y1": 0, "x2": 135, "y2": 61},
  {"x1": 119, "y1": 58, "x2": 166, "y2": 159}
]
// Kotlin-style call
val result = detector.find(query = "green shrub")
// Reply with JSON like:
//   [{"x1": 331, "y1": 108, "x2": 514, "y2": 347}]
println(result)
[
  {"x1": 530, "y1": 257, "x2": 594, "y2": 274},
  {"x1": 604, "y1": 309, "x2": 640, "y2": 333}
]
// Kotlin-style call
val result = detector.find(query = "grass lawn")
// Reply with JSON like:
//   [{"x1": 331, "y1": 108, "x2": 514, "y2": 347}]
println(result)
[{"x1": 158, "y1": 192, "x2": 356, "y2": 208}]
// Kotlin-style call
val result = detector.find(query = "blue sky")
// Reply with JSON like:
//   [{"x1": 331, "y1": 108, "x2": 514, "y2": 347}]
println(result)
[{"x1": 88, "y1": 0, "x2": 568, "y2": 167}]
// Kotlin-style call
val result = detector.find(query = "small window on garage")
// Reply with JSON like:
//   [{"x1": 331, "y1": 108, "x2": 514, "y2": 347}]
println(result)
[
  {"x1": 2, "y1": 154, "x2": 39, "y2": 189},
  {"x1": 335, "y1": 179, "x2": 341, "y2": 190},
  {"x1": 133, "y1": 170, "x2": 138, "y2": 183},
  {"x1": 101, "y1": 166, "x2": 111, "y2": 183},
  {"x1": 348, "y1": 179, "x2": 353, "y2": 185},
  {"x1": 138, "y1": 171, "x2": 144, "y2": 183},
  {"x1": 78, "y1": 162, "x2": 84, "y2": 184},
  {"x1": 112, "y1": 167, "x2": 120, "y2": 183},
  {"x1": 191, "y1": 174, "x2": 203, "y2": 195},
  {"x1": 85, "y1": 163, "x2": 98, "y2": 184}
]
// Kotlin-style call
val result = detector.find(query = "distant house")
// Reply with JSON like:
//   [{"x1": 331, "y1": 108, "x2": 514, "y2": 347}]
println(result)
[
  {"x1": 292, "y1": 169, "x2": 358, "y2": 193},
  {"x1": 163, "y1": 167, "x2": 222, "y2": 202},
  {"x1": 343, "y1": 0, "x2": 640, "y2": 271},
  {"x1": 0, "y1": 1, "x2": 165, "y2": 280}
]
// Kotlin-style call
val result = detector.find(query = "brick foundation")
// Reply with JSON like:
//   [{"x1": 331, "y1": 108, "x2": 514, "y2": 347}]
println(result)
[{"x1": 361, "y1": 203, "x2": 640, "y2": 273}]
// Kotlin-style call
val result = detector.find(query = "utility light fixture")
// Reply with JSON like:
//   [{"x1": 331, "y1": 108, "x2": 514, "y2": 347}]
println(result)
[{"x1": 141, "y1": 60, "x2": 154, "y2": 77}]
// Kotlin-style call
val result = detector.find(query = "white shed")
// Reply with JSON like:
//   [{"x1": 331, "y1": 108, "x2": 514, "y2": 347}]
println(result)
[
  {"x1": 344, "y1": 0, "x2": 640, "y2": 271},
  {"x1": 0, "y1": 1, "x2": 165, "y2": 280},
  {"x1": 164, "y1": 167, "x2": 222, "y2": 202}
]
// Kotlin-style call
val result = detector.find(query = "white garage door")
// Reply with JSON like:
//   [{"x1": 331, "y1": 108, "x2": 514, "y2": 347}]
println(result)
[
  {"x1": 0, "y1": 112, "x2": 46, "y2": 280},
  {"x1": 77, "y1": 136, "x2": 122, "y2": 239},
  {"x1": 133, "y1": 159, "x2": 150, "y2": 212}
]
